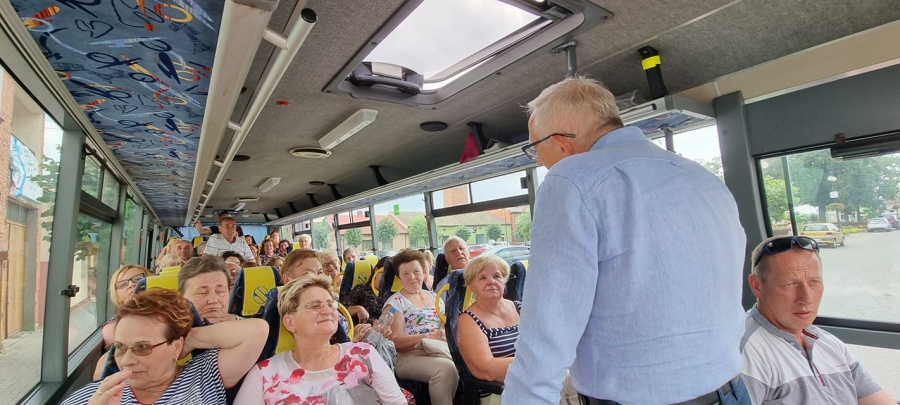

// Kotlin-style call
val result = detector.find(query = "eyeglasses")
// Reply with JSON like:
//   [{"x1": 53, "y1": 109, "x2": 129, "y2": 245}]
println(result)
[
  {"x1": 115, "y1": 274, "x2": 146, "y2": 290},
  {"x1": 522, "y1": 133, "x2": 576, "y2": 159},
  {"x1": 113, "y1": 341, "x2": 168, "y2": 357},
  {"x1": 752, "y1": 236, "x2": 819, "y2": 267},
  {"x1": 323, "y1": 260, "x2": 339, "y2": 268},
  {"x1": 303, "y1": 299, "x2": 339, "y2": 311}
]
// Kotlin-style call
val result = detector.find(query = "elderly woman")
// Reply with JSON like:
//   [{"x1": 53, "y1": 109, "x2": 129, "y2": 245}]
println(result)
[
  {"x1": 63, "y1": 289, "x2": 267, "y2": 405},
  {"x1": 384, "y1": 249, "x2": 458, "y2": 405},
  {"x1": 319, "y1": 250, "x2": 342, "y2": 289},
  {"x1": 236, "y1": 275, "x2": 406, "y2": 404},
  {"x1": 93, "y1": 265, "x2": 155, "y2": 378},
  {"x1": 155, "y1": 253, "x2": 184, "y2": 274},
  {"x1": 343, "y1": 247, "x2": 358, "y2": 264},
  {"x1": 179, "y1": 255, "x2": 241, "y2": 323},
  {"x1": 297, "y1": 234, "x2": 313, "y2": 250},
  {"x1": 258, "y1": 239, "x2": 279, "y2": 265}
]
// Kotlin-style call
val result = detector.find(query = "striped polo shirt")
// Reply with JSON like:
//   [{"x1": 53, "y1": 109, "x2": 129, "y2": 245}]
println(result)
[
  {"x1": 740, "y1": 306, "x2": 881, "y2": 404},
  {"x1": 62, "y1": 349, "x2": 225, "y2": 405}
]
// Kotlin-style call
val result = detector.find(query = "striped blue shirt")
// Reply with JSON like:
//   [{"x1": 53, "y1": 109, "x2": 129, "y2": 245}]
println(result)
[
  {"x1": 502, "y1": 126, "x2": 746, "y2": 404},
  {"x1": 62, "y1": 349, "x2": 225, "y2": 405}
]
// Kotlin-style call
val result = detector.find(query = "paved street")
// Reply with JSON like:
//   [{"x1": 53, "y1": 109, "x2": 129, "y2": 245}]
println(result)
[{"x1": 816, "y1": 229, "x2": 900, "y2": 323}]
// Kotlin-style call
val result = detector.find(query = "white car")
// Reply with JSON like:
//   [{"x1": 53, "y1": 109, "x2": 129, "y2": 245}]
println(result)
[{"x1": 867, "y1": 218, "x2": 892, "y2": 232}]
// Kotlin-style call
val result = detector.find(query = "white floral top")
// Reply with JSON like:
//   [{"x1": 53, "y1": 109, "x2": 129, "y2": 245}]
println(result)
[
  {"x1": 235, "y1": 342, "x2": 406, "y2": 405},
  {"x1": 385, "y1": 291, "x2": 442, "y2": 335}
]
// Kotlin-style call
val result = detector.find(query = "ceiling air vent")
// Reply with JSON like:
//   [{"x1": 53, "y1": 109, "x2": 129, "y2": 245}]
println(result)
[
  {"x1": 289, "y1": 147, "x2": 332, "y2": 159},
  {"x1": 236, "y1": 197, "x2": 260, "y2": 202}
]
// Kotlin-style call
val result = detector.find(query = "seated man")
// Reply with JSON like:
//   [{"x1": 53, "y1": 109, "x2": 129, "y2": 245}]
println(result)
[
  {"x1": 741, "y1": 236, "x2": 894, "y2": 404},
  {"x1": 433, "y1": 236, "x2": 470, "y2": 292}
]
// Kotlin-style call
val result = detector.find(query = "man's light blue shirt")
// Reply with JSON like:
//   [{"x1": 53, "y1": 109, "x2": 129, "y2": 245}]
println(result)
[{"x1": 502, "y1": 126, "x2": 746, "y2": 404}]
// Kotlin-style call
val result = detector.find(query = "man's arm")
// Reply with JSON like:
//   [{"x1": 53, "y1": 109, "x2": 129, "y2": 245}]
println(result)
[
  {"x1": 502, "y1": 175, "x2": 599, "y2": 404},
  {"x1": 194, "y1": 220, "x2": 212, "y2": 235},
  {"x1": 858, "y1": 390, "x2": 896, "y2": 405}
]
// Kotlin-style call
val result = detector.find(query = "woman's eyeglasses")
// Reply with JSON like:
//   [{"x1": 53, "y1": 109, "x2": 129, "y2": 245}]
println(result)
[
  {"x1": 752, "y1": 236, "x2": 819, "y2": 267},
  {"x1": 114, "y1": 274, "x2": 146, "y2": 290},
  {"x1": 113, "y1": 341, "x2": 168, "y2": 357},
  {"x1": 303, "y1": 300, "x2": 338, "y2": 311}
]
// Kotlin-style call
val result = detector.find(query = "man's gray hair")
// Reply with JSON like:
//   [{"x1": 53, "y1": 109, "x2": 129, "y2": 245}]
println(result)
[
  {"x1": 526, "y1": 76, "x2": 623, "y2": 148},
  {"x1": 443, "y1": 235, "x2": 467, "y2": 252}
]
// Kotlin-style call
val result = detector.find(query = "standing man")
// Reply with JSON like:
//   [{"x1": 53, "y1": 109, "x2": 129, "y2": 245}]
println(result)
[
  {"x1": 204, "y1": 217, "x2": 255, "y2": 263},
  {"x1": 194, "y1": 211, "x2": 244, "y2": 236},
  {"x1": 742, "y1": 236, "x2": 893, "y2": 404},
  {"x1": 503, "y1": 77, "x2": 749, "y2": 404}
]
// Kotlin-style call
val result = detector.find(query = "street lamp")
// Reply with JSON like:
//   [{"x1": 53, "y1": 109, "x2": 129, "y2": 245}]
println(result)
[{"x1": 827, "y1": 172, "x2": 839, "y2": 224}]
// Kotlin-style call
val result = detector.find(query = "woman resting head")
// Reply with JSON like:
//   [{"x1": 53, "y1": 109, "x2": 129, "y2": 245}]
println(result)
[
  {"x1": 102, "y1": 265, "x2": 153, "y2": 347},
  {"x1": 383, "y1": 249, "x2": 459, "y2": 405},
  {"x1": 235, "y1": 275, "x2": 406, "y2": 405},
  {"x1": 63, "y1": 288, "x2": 268, "y2": 405},
  {"x1": 178, "y1": 255, "x2": 237, "y2": 323}
]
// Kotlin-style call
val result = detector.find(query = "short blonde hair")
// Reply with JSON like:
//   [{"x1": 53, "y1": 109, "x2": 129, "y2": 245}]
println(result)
[
  {"x1": 278, "y1": 274, "x2": 337, "y2": 318},
  {"x1": 464, "y1": 255, "x2": 510, "y2": 287},
  {"x1": 318, "y1": 250, "x2": 338, "y2": 264},
  {"x1": 109, "y1": 265, "x2": 152, "y2": 308},
  {"x1": 157, "y1": 253, "x2": 184, "y2": 270},
  {"x1": 282, "y1": 249, "x2": 320, "y2": 279}
]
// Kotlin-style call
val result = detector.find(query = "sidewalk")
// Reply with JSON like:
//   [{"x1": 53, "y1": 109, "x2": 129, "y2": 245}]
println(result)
[{"x1": 0, "y1": 330, "x2": 43, "y2": 405}]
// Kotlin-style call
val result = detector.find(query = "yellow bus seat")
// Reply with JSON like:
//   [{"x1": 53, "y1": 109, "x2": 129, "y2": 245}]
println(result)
[
  {"x1": 192, "y1": 236, "x2": 204, "y2": 248},
  {"x1": 159, "y1": 266, "x2": 180, "y2": 275},
  {"x1": 229, "y1": 266, "x2": 280, "y2": 317}
]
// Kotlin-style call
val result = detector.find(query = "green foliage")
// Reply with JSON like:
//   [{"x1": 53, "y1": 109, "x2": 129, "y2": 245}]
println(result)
[
  {"x1": 515, "y1": 213, "x2": 532, "y2": 242},
  {"x1": 408, "y1": 217, "x2": 428, "y2": 248},
  {"x1": 696, "y1": 156, "x2": 724, "y2": 180},
  {"x1": 312, "y1": 219, "x2": 330, "y2": 249},
  {"x1": 762, "y1": 175, "x2": 798, "y2": 222},
  {"x1": 344, "y1": 228, "x2": 364, "y2": 248},
  {"x1": 454, "y1": 226, "x2": 471, "y2": 241},
  {"x1": 486, "y1": 224, "x2": 503, "y2": 242},
  {"x1": 377, "y1": 217, "x2": 398, "y2": 247}
]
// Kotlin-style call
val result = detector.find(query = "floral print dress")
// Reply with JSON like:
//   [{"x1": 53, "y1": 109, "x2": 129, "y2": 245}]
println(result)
[
  {"x1": 235, "y1": 342, "x2": 407, "y2": 405},
  {"x1": 385, "y1": 291, "x2": 441, "y2": 335}
]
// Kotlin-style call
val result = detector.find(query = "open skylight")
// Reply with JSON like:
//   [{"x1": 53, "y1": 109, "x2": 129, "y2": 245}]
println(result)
[{"x1": 364, "y1": 0, "x2": 548, "y2": 90}]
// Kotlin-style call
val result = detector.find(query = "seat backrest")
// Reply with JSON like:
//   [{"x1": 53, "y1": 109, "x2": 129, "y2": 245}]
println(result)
[
  {"x1": 506, "y1": 261, "x2": 527, "y2": 302},
  {"x1": 339, "y1": 261, "x2": 373, "y2": 297},
  {"x1": 292, "y1": 241, "x2": 300, "y2": 250},
  {"x1": 364, "y1": 255, "x2": 378, "y2": 268},
  {"x1": 434, "y1": 253, "x2": 449, "y2": 286},
  {"x1": 192, "y1": 236, "x2": 204, "y2": 248},
  {"x1": 133, "y1": 274, "x2": 178, "y2": 294},
  {"x1": 159, "y1": 266, "x2": 180, "y2": 276},
  {"x1": 229, "y1": 266, "x2": 282, "y2": 318},
  {"x1": 444, "y1": 271, "x2": 475, "y2": 379},
  {"x1": 518, "y1": 259, "x2": 528, "y2": 270}
]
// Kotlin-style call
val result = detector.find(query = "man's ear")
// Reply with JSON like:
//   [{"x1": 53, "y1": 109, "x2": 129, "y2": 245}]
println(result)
[
  {"x1": 554, "y1": 134, "x2": 580, "y2": 155},
  {"x1": 748, "y1": 273, "x2": 763, "y2": 299}
]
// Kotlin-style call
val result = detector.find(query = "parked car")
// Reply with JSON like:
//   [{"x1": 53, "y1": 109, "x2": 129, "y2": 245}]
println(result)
[
  {"x1": 481, "y1": 245, "x2": 530, "y2": 265},
  {"x1": 867, "y1": 218, "x2": 892, "y2": 232},
  {"x1": 882, "y1": 213, "x2": 899, "y2": 230},
  {"x1": 468, "y1": 244, "x2": 489, "y2": 257},
  {"x1": 799, "y1": 223, "x2": 845, "y2": 248}
]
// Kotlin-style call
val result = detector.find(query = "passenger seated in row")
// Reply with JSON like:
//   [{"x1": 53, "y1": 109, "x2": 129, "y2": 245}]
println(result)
[
  {"x1": 320, "y1": 250, "x2": 343, "y2": 290},
  {"x1": 279, "y1": 239, "x2": 295, "y2": 256},
  {"x1": 258, "y1": 239, "x2": 279, "y2": 265},
  {"x1": 385, "y1": 249, "x2": 458, "y2": 405},
  {"x1": 741, "y1": 236, "x2": 894, "y2": 404},
  {"x1": 343, "y1": 247, "x2": 358, "y2": 264},
  {"x1": 434, "y1": 236, "x2": 470, "y2": 292},
  {"x1": 155, "y1": 253, "x2": 184, "y2": 274},
  {"x1": 101, "y1": 265, "x2": 153, "y2": 350},
  {"x1": 237, "y1": 275, "x2": 406, "y2": 404},
  {"x1": 456, "y1": 255, "x2": 577, "y2": 404},
  {"x1": 179, "y1": 255, "x2": 241, "y2": 323},
  {"x1": 221, "y1": 251, "x2": 243, "y2": 291},
  {"x1": 63, "y1": 289, "x2": 267, "y2": 405},
  {"x1": 296, "y1": 234, "x2": 312, "y2": 250}
]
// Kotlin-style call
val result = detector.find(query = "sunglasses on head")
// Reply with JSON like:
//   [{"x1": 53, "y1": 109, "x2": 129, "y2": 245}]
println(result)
[{"x1": 752, "y1": 236, "x2": 819, "y2": 267}]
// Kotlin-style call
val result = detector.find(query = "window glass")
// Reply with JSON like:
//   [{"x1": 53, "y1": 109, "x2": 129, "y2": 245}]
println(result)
[
  {"x1": 373, "y1": 194, "x2": 427, "y2": 255},
  {"x1": 432, "y1": 184, "x2": 470, "y2": 209},
  {"x1": 311, "y1": 216, "x2": 337, "y2": 253},
  {"x1": 69, "y1": 214, "x2": 112, "y2": 352},
  {"x1": 846, "y1": 344, "x2": 900, "y2": 400},
  {"x1": 364, "y1": 0, "x2": 546, "y2": 88},
  {"x1": 470, "y1": 171, "x2": 527, "y2": 203},
  {"x1": 0, "y1": 70, "x2": 64, "y2": 401},
  {"x1": 122, "y1": 199, "x2": 142, "y2": 265},
  {"x1": 760, "y1": 149, "x2": 900, "y2": 323},
  {"x1": 673, "y1": 125, "x2": 723, "y2": 180},
  {"x1": 101, "y1": 170, "x2": 119, "y2": 208},
  {"x1": 436, "y1": 204, "x2": 531, "y2": 259},
  {"x1": 81, "y1": 156, "x2": 101, "y2": 198}
]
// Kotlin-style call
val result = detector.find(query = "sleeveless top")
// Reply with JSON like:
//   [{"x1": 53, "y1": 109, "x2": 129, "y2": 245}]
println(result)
[
  {"x1": 61, "y1": 349, "x2": 225, "y2": 405},
  {"x1": 462, "y1": 301, "x2": 522, "y2": 358}
]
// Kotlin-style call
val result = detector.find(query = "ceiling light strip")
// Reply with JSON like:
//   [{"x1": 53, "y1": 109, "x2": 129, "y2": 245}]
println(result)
[
  {"x1": 190, "y1": 8, "x2": 317, "y2": 224},
  {"x1": 186, "y1": 0, "x2": 276, "y2": 224}
]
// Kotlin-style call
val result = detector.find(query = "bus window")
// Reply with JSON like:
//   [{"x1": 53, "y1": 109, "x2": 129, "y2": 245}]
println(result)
[
  {"x1": 0, "y1": 68, "x2": 64, "y2": 400},
  {"x1": 760, "y1": 148, "x2": 900, "y2": 323},
  {"x1": 373, "y1": 194, "x2": 427, "y2": 254},
  {"x1": 69, "y1": 214, "x2": 112, "y2": 352},
  {"x1": 673, "y1": 125, "x2": 723, "y2": 180}
]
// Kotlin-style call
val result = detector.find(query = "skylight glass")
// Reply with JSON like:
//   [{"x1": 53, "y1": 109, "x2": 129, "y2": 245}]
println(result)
[{"x1": 364, "y1": 0, "x2": 544, "y2": 85}]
